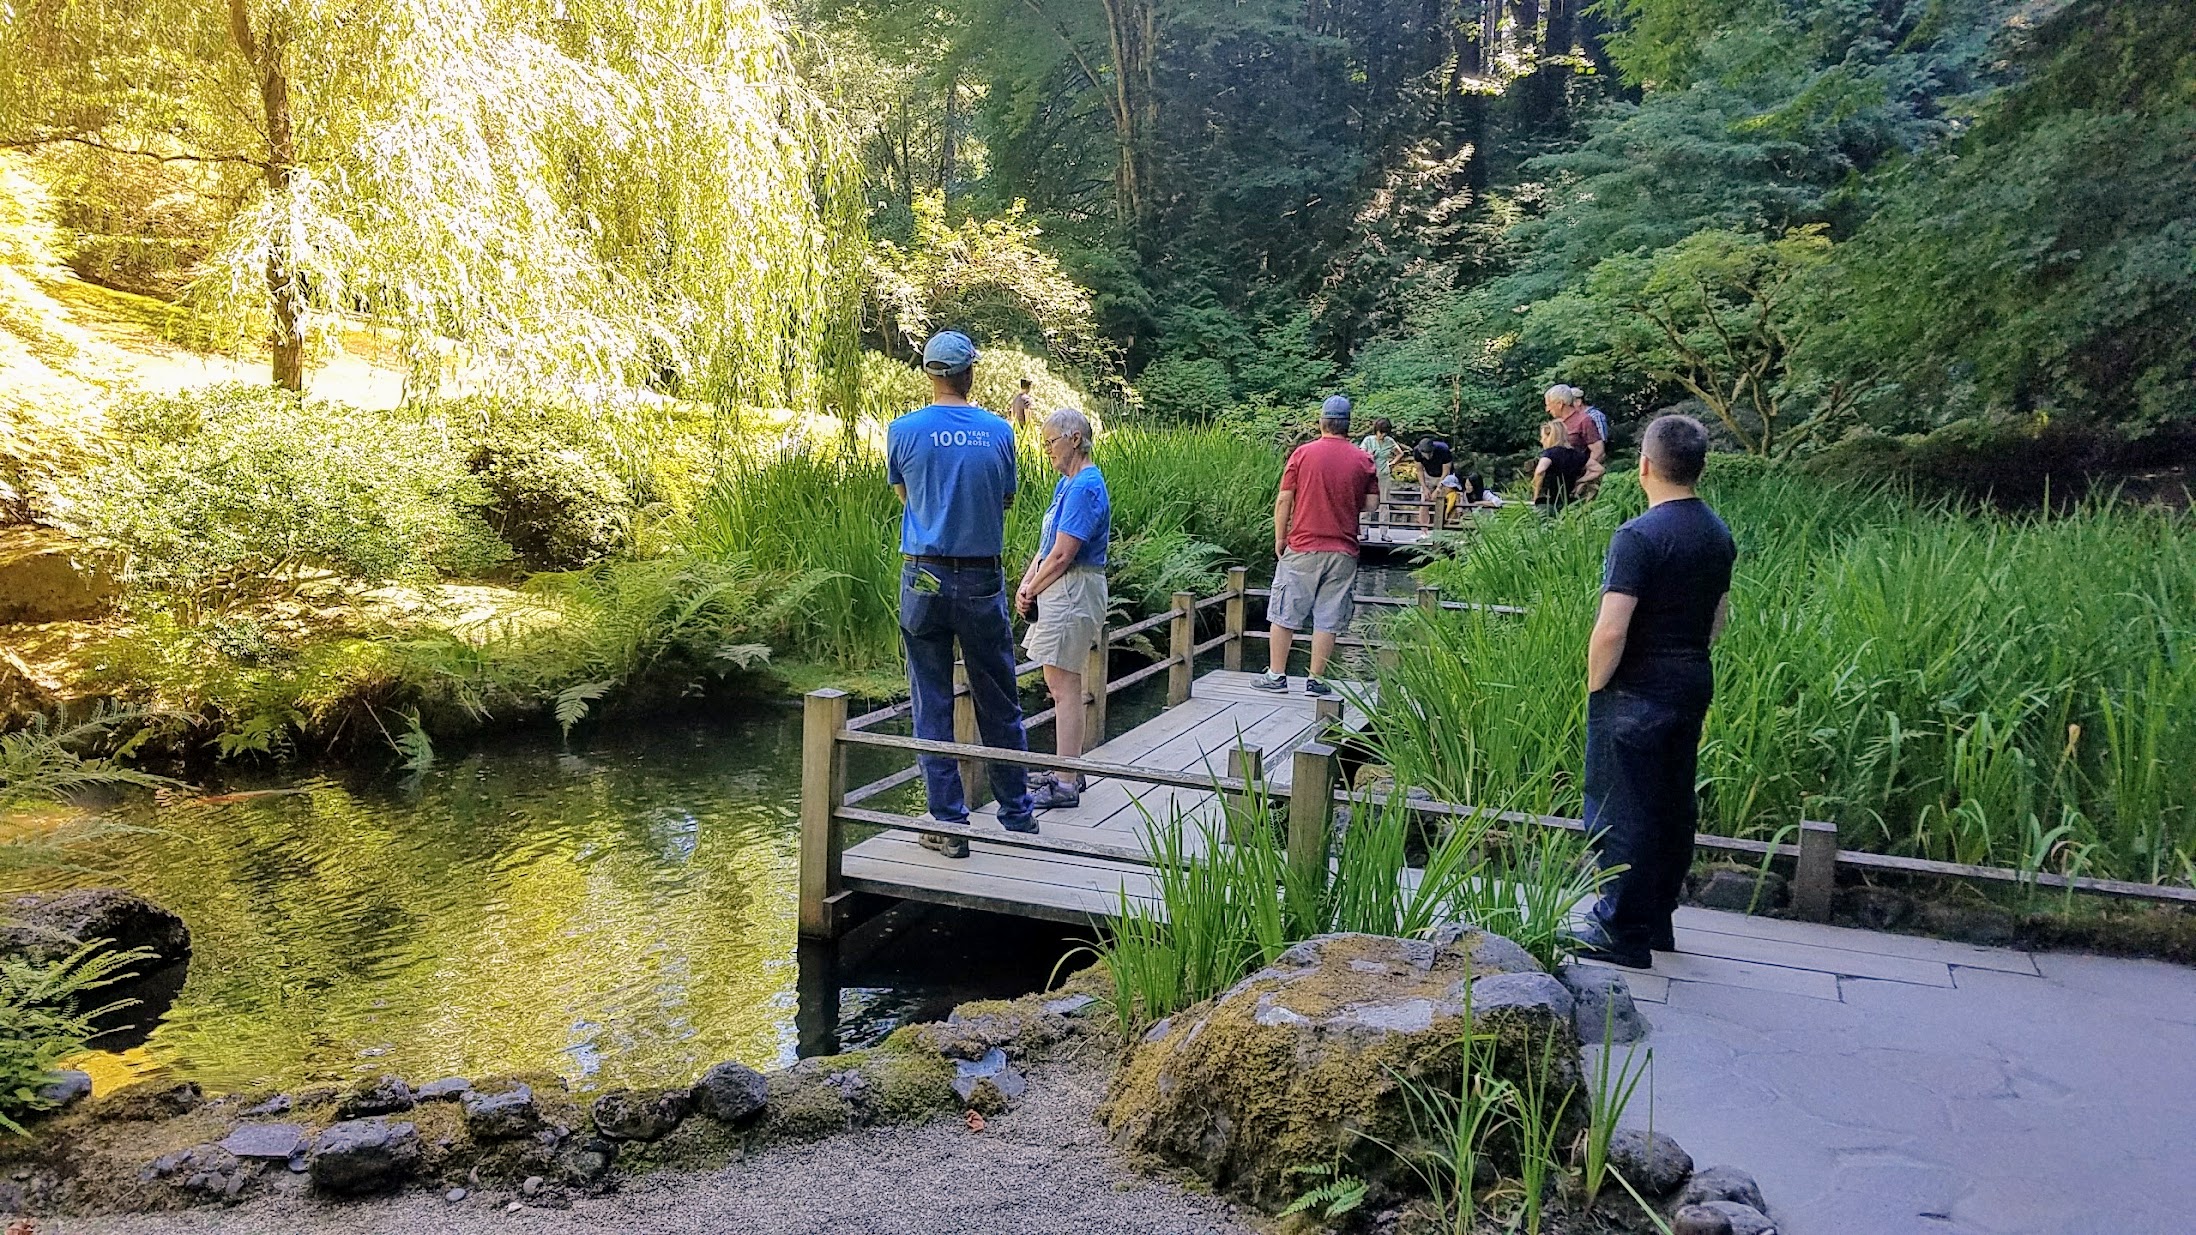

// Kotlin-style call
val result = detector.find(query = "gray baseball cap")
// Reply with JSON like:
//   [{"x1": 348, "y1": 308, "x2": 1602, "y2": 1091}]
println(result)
[{"x1": 922, "y1": 331, "x2": 979, "y2": 375}]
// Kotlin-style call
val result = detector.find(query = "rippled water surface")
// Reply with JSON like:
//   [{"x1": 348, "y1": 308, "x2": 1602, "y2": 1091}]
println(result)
[{"x1": 11, "y1": 705, "x2": 1080, "y2": 1097}]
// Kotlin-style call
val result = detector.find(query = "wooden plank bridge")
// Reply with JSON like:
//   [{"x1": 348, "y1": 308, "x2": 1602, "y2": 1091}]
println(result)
[{"x1": 1360, "y1": 478, "x2": 1498, "y2": 550}]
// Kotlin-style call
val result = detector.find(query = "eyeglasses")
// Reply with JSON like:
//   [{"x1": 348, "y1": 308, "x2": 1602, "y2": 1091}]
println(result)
[{"x1": 1043, "y1": 435, "x2": 1069, "y2": 449}]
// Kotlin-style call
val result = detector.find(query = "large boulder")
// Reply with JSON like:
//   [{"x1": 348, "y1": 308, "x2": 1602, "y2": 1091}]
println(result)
[
  {"x1": 0, "y1": 888, "x2": 191, "y2": 1046},
  {"x1": 1, "y1": 888, "x2": 190, "y2": 970},
  {"x1": 1103, "y1": 930, "x2": 1583, "y2": 1209},
  {"x1": 689, "y1": 1061, "x2": 768, "y2": 1124},
  {"x1": 0, "y1": 527, "x2": 115, "y2": 623},
  {"x1": 307, "y1": 1118, "x2": 422, "y2": 1195}
]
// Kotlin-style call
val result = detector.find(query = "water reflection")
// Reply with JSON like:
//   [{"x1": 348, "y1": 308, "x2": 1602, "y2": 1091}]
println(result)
[{"x1": 7, "y1": 706, "x2": 1080, "y2": 1095}]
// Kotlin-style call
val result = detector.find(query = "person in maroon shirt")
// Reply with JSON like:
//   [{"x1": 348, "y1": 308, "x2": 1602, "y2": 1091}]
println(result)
[
  {"x1": 1255, "y1": 395, "x2": 1381, "y2": 697},
  {"x1": 1546, "y1": 383, "x2": 1606, "y2": 492}
]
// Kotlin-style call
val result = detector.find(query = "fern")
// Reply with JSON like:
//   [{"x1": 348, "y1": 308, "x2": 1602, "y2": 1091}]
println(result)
[
  {"x1": 554, "y1": 680, "x2": 613, "y2": 735},
  {"x1": 1279, "y1": 1163, "x2": 1369, "y2": 1220},
  {"x1": 0, "y1": 938, "x2": 155, "y2": 1135},
  {"x1": 0, "y1": 708, "x2": 172, "y2": 812}
]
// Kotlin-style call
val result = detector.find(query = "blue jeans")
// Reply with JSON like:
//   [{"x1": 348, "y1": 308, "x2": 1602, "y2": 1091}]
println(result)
[
  {"x1": 900, "y1": 560, "x2": 1034, "y2": 830},
  {"x1": 1583, "y1": 685, "x2": 1707, "y2": 950}
]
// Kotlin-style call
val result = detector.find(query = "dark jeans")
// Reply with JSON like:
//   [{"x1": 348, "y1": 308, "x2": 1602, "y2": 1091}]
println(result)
[
  {"x1": 1583, "y1": 685, "x2": 1708, "y2": 951},
  {"x1": 900, "y1": 560, "x2": 1033, "y2": 830}
]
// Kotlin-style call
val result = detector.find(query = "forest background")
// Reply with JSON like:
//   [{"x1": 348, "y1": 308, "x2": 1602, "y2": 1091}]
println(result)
[{"x1": 0, "y1": 0, "x2": 2191, "y2": 767}]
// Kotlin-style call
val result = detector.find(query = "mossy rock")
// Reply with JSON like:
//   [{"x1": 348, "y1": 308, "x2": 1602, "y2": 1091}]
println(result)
[{"x1": 1102, "y1": 930, "x2": 1584, "y2": 1212}]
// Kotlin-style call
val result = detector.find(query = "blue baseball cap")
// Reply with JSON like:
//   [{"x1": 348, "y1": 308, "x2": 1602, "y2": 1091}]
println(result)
[
  {"x1": 1321, "y1": 394, "x2": 1352, "y2": 424},
  {"x1": 921, "y1": 331, "x2": 979, "y2": 375}
]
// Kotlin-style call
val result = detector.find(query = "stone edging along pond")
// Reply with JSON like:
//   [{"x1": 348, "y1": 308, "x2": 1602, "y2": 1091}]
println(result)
[
  {"x1": 0, "y1": 968, "x2": 1113, "y2": 1217},
  {"x1": 2, "y1": 933, "x2": 1784, "y2": 1235}
]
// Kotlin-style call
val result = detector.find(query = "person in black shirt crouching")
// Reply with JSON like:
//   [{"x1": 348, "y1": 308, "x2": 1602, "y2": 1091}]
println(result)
[
  {"x1": 1411, "y1": 435, "x2": 1453, "y2": 527},
  {"x1": 1569, "y1": 414, "x2": 1736, "y2": 969}
]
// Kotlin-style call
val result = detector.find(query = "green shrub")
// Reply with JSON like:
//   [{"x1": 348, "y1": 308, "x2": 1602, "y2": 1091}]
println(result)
[
  {"x1": 396, "y1": 551, "x2": 828, "y2": 731},
  {"x1": 466, "y1": 426, "x2": 633, "y2": 571},
  {"x1": 1134, "y1": 355, "x2": 1236, "y2": 423},
  {"x1": 70, "y1": 385, "x2": 510, "y2": 613}
]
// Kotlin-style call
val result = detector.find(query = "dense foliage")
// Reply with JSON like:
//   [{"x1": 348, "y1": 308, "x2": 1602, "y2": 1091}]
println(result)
[
  {"x1": 813, "y1": 0, "x2": 2194, "y2": 459},
  {"x1": 0, "y1": 0, "x2": 864, "y2": 409}
]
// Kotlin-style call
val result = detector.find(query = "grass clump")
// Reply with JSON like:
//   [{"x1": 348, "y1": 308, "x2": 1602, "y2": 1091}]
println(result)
[
  {"x1": 1372, "y1": 462, "x2": 2196, "y2": 887},
  {"x1": 1098, "y1": 787, "x2": 1607, "y2": 1031}
]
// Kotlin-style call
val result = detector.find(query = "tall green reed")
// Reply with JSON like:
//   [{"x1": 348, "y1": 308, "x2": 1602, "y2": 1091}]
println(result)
[
  {"x1": 1370, "y1": 465, "x2": 2196, "y2": 886},
  {"x1": 1097, "y1": 785, "x2": 1601, "y2": 1031},
  {"x1": 682, "y1": 427, "x2": 1283, "y2": 670}
]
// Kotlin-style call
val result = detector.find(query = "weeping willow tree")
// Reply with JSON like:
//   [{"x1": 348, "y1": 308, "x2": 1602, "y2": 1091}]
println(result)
[{"x1": 0, "y1": 0, "x2": 863, "y2": 415}]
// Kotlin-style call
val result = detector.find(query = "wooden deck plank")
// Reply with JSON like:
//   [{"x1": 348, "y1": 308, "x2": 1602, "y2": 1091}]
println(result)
[{"x1": 842, "y1": 668, "x2": 1375, "y2": 926}]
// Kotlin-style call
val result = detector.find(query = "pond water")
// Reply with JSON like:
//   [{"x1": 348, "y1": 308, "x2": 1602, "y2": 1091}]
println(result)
[
  {"x1": 12, "y1": 569, "x2": 1423, "y2": 1099},
  {"x1": 10, "y1": 705, "x2": 1086, "y2": 1098}
]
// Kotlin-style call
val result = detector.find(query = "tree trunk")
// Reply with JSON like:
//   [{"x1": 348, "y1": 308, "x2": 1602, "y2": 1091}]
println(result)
[
  {"x1": 939, "y1": 69, "x2": 959, "y2": 201},
  {"x1": 227, "y1": 0, "x2": 305, "y2": 391},
  {"x1": 1099, "y1": 0, "x2": 1154, "y2": 230}
]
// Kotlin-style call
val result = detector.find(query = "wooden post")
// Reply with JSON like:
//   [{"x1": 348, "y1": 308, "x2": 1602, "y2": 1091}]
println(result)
[
  {"x1": 1223, "y1": 566, "x2": 1249, "y2": 671},
  {"x1": 1794, "y1": 818, "x2": 1838, "y2": 921},
  {"x1": 1083, "y1": 623, "x2": 1110, "y2": 751},
  {"x1": 953, "y1": 660, "x2": 988, "y2": 809},
  {"x1": 1314, "y1": 696, "x2": 1342, "y2": 732},
  {"x1": 1226, "y1": 744, "x2": 1264, "y2": 844},
  {"x1": 1168, "y1": 590, "x2": 1196, "y2": 706},
  {"x1": 798, "y1": 688, "x2": 850, "y2": 939},
  {"x1": 1417, "y1": 585, "x2": 1439, "y2": 617},
  {"x1": 1287, "y1": 742, "x2": 1337, "y2": 904}
]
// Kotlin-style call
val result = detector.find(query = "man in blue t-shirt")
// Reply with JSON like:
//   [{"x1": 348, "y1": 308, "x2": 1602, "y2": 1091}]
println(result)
[
  {"x1": 884, "y1": 331, "x2": 1035, "y2": 856},
  {"x1": 1571, "y1": 414, "x2": 1736, "y2": 969}
]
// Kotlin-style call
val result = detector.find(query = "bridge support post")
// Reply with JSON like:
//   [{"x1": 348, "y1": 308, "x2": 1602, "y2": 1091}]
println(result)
[
  {"x1": 1222, "y1": 566, "x2": 1249, "y2": 671},
  {"x1": 1417, "y1": 585, "x2": 1439, "y2": 617},
  {"x1": 1226, "y1": 744, "x2": 1264, "y2": 844},
  {"x1": 1795, "y1": 819, "x2": 1839, "y2": 921},
  {"x1": 1287, "y1": 742, "x2": 1337, "y2": 921},
  {"x1": 1168, "y1": 591, "x2": 1196, "y2": 706},
  {"x1": 798, "y1": 688, "x2": 850, "y2": 940},
  {"x1": 1084, "y1": 623, "x2": 1109, "y2": 751},
  {"x1": 954, "y1": 661, "x2": 989, "y2": 809}
]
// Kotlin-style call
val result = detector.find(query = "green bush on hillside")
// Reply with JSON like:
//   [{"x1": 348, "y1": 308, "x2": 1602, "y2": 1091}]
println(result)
[
  {"x1": 70, "y1": 385, "x2": 510, "y2": 613},
  {"x1": 464, "y1": 423, "x2": 633, "y2": 572}
]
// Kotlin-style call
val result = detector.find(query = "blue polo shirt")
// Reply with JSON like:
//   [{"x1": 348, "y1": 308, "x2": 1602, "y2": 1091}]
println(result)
[
  {"x1": 1040, "y1": 464, "x2": 1110, "y2": 568},
  {"x1": 886, "y1": 403, "x2": 1019, "y2": 557}
]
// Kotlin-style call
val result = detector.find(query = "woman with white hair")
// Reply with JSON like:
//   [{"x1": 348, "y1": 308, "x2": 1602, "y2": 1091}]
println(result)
[{"x1": 1015, "y1": 407, "x2": 1111, "y2": 809}]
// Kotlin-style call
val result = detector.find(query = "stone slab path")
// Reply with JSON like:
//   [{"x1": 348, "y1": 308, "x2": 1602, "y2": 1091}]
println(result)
[{"x1": 1583, "y1": 907, "x2": 2196, "y2": 1235}]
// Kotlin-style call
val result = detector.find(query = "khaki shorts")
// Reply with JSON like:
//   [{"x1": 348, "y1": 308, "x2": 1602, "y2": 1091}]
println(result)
[
  {"x1": 1269, "y1": 549, "x2": 1358, "y2": 634},
  {"x1": 1024, "y1": 567, "x2": 1108, "y2": 671}
]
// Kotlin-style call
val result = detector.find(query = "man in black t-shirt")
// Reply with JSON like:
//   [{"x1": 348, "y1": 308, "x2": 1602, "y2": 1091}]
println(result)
[
  {"x1": 1571, "y1": 414, "x2": 1736, "y2": 969},
  {"x1": 1411, "y1": 436, "x2": 1453, "y2": 527}
]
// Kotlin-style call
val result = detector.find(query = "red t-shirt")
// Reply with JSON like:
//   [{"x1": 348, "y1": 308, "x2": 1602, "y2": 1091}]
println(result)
[
  {"x1": 1281, "y1": 435, "x2": 1380, "y2": 555},
  {"x1": 1561, "y1": 408, "x2": 1603, "y2": 450}
]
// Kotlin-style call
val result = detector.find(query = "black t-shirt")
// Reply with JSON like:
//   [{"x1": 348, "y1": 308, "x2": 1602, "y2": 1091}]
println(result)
[
  {"x1": 1602, "y1": 497, "x2": 1736, "y2": 702},
  {"x1": 1537, "y1": 446, "x2": 1587, "y2": 506},
  {"x1": 1414, "y1": 439, "x2": 1453, "y2": 475}
]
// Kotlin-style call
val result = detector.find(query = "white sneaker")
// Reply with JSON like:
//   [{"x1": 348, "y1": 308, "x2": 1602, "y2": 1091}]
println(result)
[{"x1": 1252, "y1": 671, "x2": 1288, "y2": 692}]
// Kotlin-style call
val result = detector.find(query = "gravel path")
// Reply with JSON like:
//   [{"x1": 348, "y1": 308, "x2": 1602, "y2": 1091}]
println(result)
[{"x1": 39, "y1": 1057, "x2": 1256, "y2": 1235}]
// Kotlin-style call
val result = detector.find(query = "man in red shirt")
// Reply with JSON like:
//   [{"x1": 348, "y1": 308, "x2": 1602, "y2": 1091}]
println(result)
[{"x1": 1255, "y1": 395, "x2": 1381, "y2": 697}]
